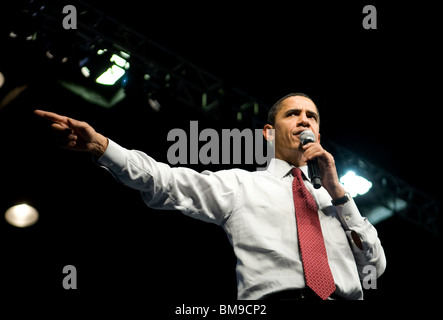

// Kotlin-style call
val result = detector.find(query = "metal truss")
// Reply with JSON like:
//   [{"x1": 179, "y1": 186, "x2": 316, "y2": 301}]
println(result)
[
  {"x1": 326, "y1": 141, "x2": 443, "y2": 238},
  {"x1": 1, "y1": 0, "x2": 270, "y2": 128}
]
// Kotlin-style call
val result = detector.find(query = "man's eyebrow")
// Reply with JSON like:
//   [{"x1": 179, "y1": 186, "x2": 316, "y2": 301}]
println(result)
[
  {"x1": 283, "y1": 108, "x2": 302, "y2": 116},
  {"x1": 283, "y1": 108, "x2": 319, "y2": 119},
  {"x1": 306, "y1": 110, "x2": 319, "y2": 120}
]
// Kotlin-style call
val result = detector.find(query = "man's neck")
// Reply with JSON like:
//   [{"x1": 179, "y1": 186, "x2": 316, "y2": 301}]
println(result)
[{"x1": 275, "y1": 151, "x2": 307, "y2": 168}]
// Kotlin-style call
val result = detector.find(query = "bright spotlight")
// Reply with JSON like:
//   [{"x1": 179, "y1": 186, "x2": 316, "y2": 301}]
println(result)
[
  {"x1": 110, "y1": 54, "x2": 129, "y2": 69},
  {"x1": 96, "y1": 65, "x2": 126, "y2": 85},
  {"x1": 5, "y1": 204, "x2": 39, "y2": 228},
  {"x1": 340, "y1": 171, "x2": 372, "y2": 197},
  {"x1": 95, "y1": 53, "x2": 129, "y2": 85}
]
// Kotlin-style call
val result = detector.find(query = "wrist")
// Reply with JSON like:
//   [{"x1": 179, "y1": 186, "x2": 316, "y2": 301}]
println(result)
[
  {"x1": 331, "y1": 192, "x2": 352, "y2": 206},
  {"x1": 92, "y1": 134, "x2": 109, "y2": 158},
  {"x1": 325, "y1": 183, "x2": 346, "y2": 201}
]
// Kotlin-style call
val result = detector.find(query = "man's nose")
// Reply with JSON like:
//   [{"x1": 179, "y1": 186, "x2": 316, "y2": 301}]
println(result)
[{"x1": 297, "y1": 113, "x2": 310, "y2": 127}]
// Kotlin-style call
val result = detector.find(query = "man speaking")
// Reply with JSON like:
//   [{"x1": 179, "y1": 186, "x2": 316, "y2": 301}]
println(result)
[{"x1": 35, "y1": 92, "x2": 386, "y2": 300}]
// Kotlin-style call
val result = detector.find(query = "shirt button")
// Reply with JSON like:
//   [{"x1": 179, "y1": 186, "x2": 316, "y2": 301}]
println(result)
[{"x1": 345, "y1": 216, "x2": 350, "y2": 221}]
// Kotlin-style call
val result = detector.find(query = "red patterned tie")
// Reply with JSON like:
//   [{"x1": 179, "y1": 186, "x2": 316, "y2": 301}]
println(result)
[{"x1": 292, "y1": 167, "x2": 336, "y2": 300}]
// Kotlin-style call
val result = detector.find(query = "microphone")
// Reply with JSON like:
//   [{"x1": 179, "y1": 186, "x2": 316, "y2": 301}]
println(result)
[{"x1": 300, "y1": 130, "x2": 322, "y2": 189}]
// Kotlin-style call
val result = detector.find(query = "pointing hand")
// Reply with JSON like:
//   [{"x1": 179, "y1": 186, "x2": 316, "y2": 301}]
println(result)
[{"x1": 34, "y1": 110, "x2": 108, "y2": 157}]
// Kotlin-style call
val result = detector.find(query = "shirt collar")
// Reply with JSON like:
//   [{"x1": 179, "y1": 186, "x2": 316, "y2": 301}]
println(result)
[{"x1": 266, "y1": 158, "x2": 310, "y2": 181}]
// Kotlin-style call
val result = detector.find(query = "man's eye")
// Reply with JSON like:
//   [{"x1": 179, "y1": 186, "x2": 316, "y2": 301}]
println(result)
[{"x1": 308, "y1": 115, "x2": 318, "y2": 121}]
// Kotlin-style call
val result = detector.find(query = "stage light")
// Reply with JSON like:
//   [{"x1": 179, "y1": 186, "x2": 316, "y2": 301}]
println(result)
[
  {"x1": 5, "y1": 204, "x2": 39, "y2": 228},
  {"x1": 95, "y1": 53, "x2": 130, "y2": 86},
  {"x1": 81, "y1": 66, "x2": 91, "y2": 78},
  {"x1": 340, "y1": 171, "x2": 372, "y2": 197},
  {"x1": 96, "y1": 64, "x2": 126, "y2": 85},
  {"x1": 61, "y1": 47, "x2": 130, "y2": 107},
  {"x1": 118, "y1": 51, "x2": 130, "y2": 60},
  {"x1": 9, "y1": 30, "x2": 36, "y2": 41},
  {"x1": 43, "y1": 31, "x2": 77, "y2": 64},
  {"x1": 148, "y1": 98, "x2": 161, "y2": 112},
  {"x1": 25, "y1": 32, "x2": 37, "y2": 41},
  {"x1": 110, "y1": 54, "x2": 129, "y2": 68},
  {"x1": 0, "y1": 72, "x2": 4, "y2": 89}
]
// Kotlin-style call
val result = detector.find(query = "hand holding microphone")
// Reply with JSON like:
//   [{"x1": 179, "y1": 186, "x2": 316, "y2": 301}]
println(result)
[{"x1": 299, "y1": 130, "x2": 346, "y2": 200}]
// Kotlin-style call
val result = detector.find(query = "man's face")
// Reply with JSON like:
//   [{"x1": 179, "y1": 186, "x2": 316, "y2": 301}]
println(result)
[{"x1": 271, "y1": 96, "x2": 320, "y2": 161}]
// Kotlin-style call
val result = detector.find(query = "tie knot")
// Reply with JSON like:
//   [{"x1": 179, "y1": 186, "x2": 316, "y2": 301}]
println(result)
[{"x1": 291, "y1": 167, "x2": 302, "y2": 180}]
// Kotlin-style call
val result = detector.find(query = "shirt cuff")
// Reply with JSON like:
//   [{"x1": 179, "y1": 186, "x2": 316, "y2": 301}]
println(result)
[
  {"x1": 334, "y1": 198, "x2": 365, "y2": 232},
  {"x1": 339, "y1": 199, "x2": 363, "y2": 227},
  {"x1": 97, "y1": 139, "x2": 127, "y2": 172}
]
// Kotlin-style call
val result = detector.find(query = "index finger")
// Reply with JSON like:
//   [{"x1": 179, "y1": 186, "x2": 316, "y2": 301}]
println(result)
[{"x1": 34, "y1": 110, "x2": 69, "y2": 124}]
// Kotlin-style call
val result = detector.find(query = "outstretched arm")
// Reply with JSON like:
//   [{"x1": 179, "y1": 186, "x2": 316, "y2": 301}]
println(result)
[
  {"x1": 35, "y1": 109, "x2": 238, "y2": 224},
  {"x1": 34, "y1": 110, "x2": 108, "y2": 157}
]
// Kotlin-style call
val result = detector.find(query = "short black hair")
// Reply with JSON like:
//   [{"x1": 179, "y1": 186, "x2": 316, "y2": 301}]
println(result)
[{"x1": 267, "y1": 92, "x2": 318, "y2": 126}]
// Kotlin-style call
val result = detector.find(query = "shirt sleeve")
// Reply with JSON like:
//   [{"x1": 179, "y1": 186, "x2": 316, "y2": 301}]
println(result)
[
  {"x1": 336, "y1": 199, "x2": 387, "y2": 280},
  {"x1": 97, "y1": 139, "x2": 239, "y2": 225}
]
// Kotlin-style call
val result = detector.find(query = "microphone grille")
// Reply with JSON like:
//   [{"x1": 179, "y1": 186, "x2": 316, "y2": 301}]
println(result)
[{"x1": 300, "y1": 130, "x2": 316, "y2": 145}]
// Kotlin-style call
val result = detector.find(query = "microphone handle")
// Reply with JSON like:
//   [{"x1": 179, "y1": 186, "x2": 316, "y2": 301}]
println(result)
[{"x1": 308, "y1": 158, "x2": 322, "y2": 189}]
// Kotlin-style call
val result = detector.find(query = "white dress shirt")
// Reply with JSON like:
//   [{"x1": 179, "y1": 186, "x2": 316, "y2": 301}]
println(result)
[{"x1": 98, "y1": 139, "x2": 386, "y2": 300}]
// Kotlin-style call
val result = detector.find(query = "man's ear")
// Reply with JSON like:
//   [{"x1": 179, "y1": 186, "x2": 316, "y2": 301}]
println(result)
[{"x1": 263, "y1": 124, "x2": 275, "y2": 142}]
